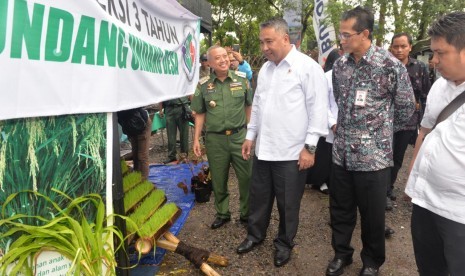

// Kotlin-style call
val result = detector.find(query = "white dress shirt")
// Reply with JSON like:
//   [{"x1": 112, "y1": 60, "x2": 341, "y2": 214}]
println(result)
[
  {"x1": 246, "y1": 46, "x2": 328, "y2": 161},
  {"x1": 326, "y1": 70, "x2": 338, "y2": 144},
  {"x1": 405, "y1": 77, "x2": 465, "y2": 224}
]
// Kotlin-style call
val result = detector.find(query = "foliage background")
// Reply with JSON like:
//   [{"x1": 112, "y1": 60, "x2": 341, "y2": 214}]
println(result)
[
  {"x1": 0, "y1": 114, "x2": 107, "y2": 251},
  {"x1": 200, "y1": 0, "x2": 464, "y2": 64}
]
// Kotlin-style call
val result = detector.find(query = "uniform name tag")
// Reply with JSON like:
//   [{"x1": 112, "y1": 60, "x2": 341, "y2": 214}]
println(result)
[
  {"x1": 355, "y1": 90, "x2": 367, "y2": 107},
  {"x1": 230, "y1": 82, "x2": 242, "y2": 87},
  {"x1": 230, "y1": 82, "x2": 242, "y2": 92}
]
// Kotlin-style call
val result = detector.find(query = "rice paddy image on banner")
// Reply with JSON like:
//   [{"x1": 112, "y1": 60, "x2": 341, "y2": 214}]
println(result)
[{"x1": 0, "y1": 113, "x2": 107, "y2": 252}]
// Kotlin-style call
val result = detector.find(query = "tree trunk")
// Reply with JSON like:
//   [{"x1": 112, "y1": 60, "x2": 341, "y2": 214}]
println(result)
[
  {"x1": 391, "y1": 0, "x2": 409, "y2": 34},
  {"x1": 416, "y1": 0, "x2": 431, "y2": 41},
  {"x1": 376, "y1": 0, "x2": 387, "y2": 46}
]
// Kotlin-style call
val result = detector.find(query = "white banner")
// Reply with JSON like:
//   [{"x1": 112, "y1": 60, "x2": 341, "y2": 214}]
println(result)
[
  {"x1": 312, "y1": 0, "x2": 337, "y2": 65},
  {"x1": 0, "y1": 0, "x2": 200, "y2": 120}
]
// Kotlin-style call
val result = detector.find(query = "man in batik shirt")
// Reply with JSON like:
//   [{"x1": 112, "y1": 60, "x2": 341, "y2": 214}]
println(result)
[
  {"x1": 325, "y1": 6, "x2": 415, "y2": 276},
  {"x1": 388, "y1": 33, "x2": 431, "y2": 208}
]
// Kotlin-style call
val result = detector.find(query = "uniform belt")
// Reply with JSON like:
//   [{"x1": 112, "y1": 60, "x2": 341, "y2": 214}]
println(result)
[{"x1": 207, "y1": 125, "x2": 246, "y2": 136}]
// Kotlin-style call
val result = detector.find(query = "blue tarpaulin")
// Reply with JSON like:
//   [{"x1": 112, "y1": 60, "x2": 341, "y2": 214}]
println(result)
[{"x1": 129, "y1": 162, "x2": 207, "y2": 274}]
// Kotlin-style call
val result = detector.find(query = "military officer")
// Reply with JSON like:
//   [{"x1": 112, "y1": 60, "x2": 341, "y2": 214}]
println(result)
[
  {"x1": 159, "y1": 96, "x2": 190, "y2": 163},
  {"x1": 191, "y1": 45, "x2": 253, "y2": 229}
]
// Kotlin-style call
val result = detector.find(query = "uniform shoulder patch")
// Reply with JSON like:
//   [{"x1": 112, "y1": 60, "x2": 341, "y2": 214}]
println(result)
[
  {"x1": 234, "y1": 71, "x2": 246, "y2": 78},
  {"x1": 199, "y1": 76, "x2": 210, "y2": 85}
]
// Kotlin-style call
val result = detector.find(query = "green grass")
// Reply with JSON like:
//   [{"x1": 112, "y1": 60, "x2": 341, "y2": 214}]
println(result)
[
  {"x1": 123, "y1": 171, "x2": 143, "y2": 193},
  {"x1": 123, "y1": 181, "x2": 155, "y2": 213},
  {"x1": 121, "y1": 160, "x2": 129, "y2": 175},
  {"x1": 126, "y1": 190, "x2": 166, "y2": 233},
  {"x1": 138, "y1": 203, "x2": 179, "y2": 238}
]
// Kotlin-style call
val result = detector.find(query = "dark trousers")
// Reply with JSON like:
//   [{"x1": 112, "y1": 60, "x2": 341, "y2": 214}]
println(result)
[
  {"x1": 247, "y1": 157, "x2": 307, "y2": 252},
  {"x1": 411, "y1": 204, "x2": 465, "y2": 276},
  {"x1": 329, "y1": 164, "x2": 388, "y2": 268},
  {"x1": 306, "y1": 137, "x2": 332, "y2": 187},
  {"x1": 389, "y1": 130, "x2": 415, "y2": 196}
]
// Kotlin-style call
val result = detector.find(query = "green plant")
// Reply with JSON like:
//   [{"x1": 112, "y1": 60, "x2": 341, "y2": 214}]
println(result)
[
  {"x1": 127, "y1": 190, "x2": 166, "y2": 233},
  {"x1": 0, "y1": 189, "x2": 138, "y2": 276},
  {"x1": 121, "y1": 160, "x2": 129, "y2": 176},
  {"x1": 123, "y1": 181, "x2": 155, "y2": 213},
  {"x1": 138, "y1": 203, "x2": 179, "y2": 238},
  {"x1": 122, "y1": 171, "x2": 142, "y2": 193},
  {"x1": 0, "y1": 114, "x2": 106, "y2": 233}
]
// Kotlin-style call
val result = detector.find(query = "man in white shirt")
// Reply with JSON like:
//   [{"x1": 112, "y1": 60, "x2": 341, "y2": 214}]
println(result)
[
  {"x1": 405, "y1": 11, "x2": 465, "y2": 276},
  {"x1": 236, "y1": 17, "x2": 328, "y2": 267}
]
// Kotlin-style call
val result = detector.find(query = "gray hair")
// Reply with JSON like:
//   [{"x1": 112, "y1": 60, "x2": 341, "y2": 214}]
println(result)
[
  {"x1": 259, "y1": 17, "x2": 289, "y2": 35},
  {"x1": 206, "y1": 45, "x2": 224, "y2": 60}
]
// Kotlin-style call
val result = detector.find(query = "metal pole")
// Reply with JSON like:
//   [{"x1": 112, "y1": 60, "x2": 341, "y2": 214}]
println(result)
[{"x1": 112, "y1": 112, "x2": 130, "y2": 276}]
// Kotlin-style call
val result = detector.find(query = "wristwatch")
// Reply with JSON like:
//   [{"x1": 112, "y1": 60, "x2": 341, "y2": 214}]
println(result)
[{"x1": 304, "y1": 144, "x2": 317, "y2": 154}]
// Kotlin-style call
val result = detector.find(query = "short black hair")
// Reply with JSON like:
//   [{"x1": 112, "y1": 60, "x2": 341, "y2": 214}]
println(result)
[
  {"x1": 324, "y1": 49, "x2": 341, "y2": 72},
  {"x1": 200, "y1": 53, "x2": 208, "y2": 61},
  {"x1": 391, "y1": 32, "x2": 413, "y2": 45},
  {"x1": 428, "y1": 11, "x2": 465, "y2": 51},
  {"x1": 341, "y1": 6, "x2": 374, "y2": 40}
]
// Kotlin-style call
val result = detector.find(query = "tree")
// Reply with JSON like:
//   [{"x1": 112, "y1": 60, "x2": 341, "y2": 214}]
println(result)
[{"x1": 205, "y1": 0, "x2": 465, "y2": 55}]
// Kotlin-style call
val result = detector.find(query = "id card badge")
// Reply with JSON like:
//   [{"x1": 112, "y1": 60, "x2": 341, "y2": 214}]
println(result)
[
  {"x1": 355, "y1": 90, "x2": 367, "y2": 107},
  {"x1": 361, "y1": 134, "x2": 371, "y2": 145}
]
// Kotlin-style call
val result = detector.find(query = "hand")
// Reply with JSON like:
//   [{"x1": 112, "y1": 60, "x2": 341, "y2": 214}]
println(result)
[
  {"x1": 193, "y1": 140, "x2": 202, "y2": 157},
  {"x1": 331, "y1": 124, "x2": 337, "y2": 134},
  {"x1": 232, "y1": 51, "x2": 243, "y2": 63},
  {"x1": 159, "y1": 109, "x2": 164, "y2": 118},
  {"x1": 298, "y1": 148, "x2": 315, "y2": 171},
  {"x1": 242, "y1": 139, "x2": 253, "y2": 160}
]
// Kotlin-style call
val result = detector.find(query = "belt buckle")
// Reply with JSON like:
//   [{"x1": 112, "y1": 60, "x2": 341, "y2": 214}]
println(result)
[{"x1": 225, "y1": 130, "x2": 232, "y2": 135}]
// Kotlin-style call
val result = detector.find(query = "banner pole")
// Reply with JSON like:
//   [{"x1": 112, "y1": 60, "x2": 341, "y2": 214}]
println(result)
[{"x1": 111, "y1": 112, "x2": 130, "y2": 276}]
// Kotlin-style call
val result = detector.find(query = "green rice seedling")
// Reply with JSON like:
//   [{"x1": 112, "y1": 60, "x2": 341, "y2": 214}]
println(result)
[
  {"x1": 121, "y1": 160, "x2": 129, "y2": 176},
  {"x1": 0, "y1": 189, "x2": 137, "y2": 275},
  {"x1": 0, "y1": 114, "x2": 106, "y2": 230},
  {"x1": 138, "y1": 203, "x2": 180, "y2": 239},
  {"x1": 123, "y1": 171, "x2": 143, "y2": 193},
  {"x1": 124, "y1": 181, "x2": 155, "y2": 213},
  {"x1": 126, "y1": 190, "x2": 166, "y2": 233}
]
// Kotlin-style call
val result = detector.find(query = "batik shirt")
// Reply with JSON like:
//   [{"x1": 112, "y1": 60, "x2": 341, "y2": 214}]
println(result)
[
  {"x1": 332, "y1": 45, "x2": 415, "y2": 171},
  {"x1": 401, "y1": 57, "x2": 431, "y2": 131}
]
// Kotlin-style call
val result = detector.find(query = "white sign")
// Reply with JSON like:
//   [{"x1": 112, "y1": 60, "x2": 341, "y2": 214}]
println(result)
[
  {"x1": 0, "y1": 0, "x2": 200, "y2": 120},
  {"x1": 312, "y1": 0, "x2": 337, "y2": 65},
  {"x1": 34, "y1": 251, "x2": 74, "y2": 276}
]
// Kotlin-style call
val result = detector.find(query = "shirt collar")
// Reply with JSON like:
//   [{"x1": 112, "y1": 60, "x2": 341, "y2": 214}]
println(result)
[
  {"x1": 277, "y1": 45, "x2": 298, "y2": 67},
  {"x1": 211, "y1": 70, "x2": 234, "y2": 82},
  {"x1": 446, "y1": 78, "x2": 465, "y2": 90},
  {"x1": 347, "y1": 44, "x2": 375, "y2": 64},
  {"x1": 406, "y1": 57, "x2": 416, "y2": 67}
]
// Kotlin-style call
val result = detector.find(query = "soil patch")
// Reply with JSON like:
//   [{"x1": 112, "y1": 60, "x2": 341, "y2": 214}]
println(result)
[{"x1": 145, "y1": 130, "x2": 417, "y2": 276}]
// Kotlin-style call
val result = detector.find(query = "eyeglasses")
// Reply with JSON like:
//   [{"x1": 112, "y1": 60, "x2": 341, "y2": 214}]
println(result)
[{"x1": 338, "y1": 31, "x2": 363, "y2": 40}]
